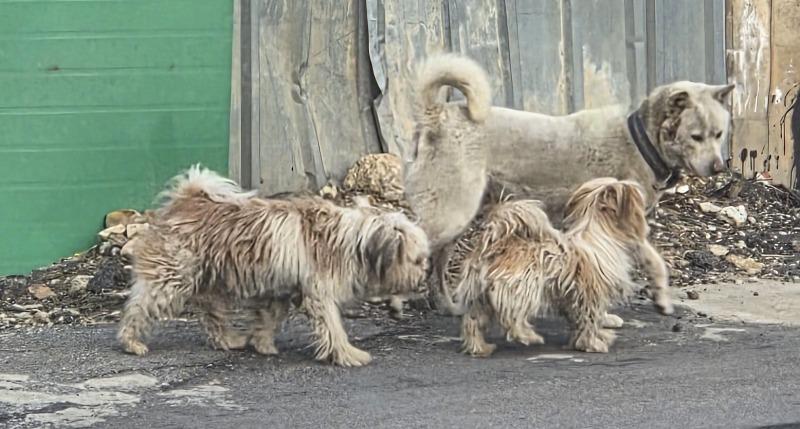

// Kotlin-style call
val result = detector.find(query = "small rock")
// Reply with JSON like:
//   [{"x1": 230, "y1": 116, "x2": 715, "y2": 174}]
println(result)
[
  {"x1": 735, "y1": 240, "x2": 747, "y2": 249},
  {"x1": 98, "y1": 224, "x2": 127, "y2": 242},
  {"x1": 734, "y1": 279, "x2": 744, "y2": 285},
  {"x1": 671, "y1": 323, "x2": 683, "y2": 332},
  {"x1": 676, "y1": 185, "x2": 690, "y2": 194},
  {"x1": 120, "y1": 237, "x2": 139, "y2": 259},
  {"x1": 32, "y1": 310, "x2": 50, "y2": 324},
  {"x1": 792, "y1": 240, "x2": 800, "y2": 253},
  {"x1": 747, "y1": 216, "x2": 757, "y2": 224},
  {"x1": 753, "y1": 291, "x2": 759, "y2": 296},
  {"x1": 707, "y1": 225, "x2": 717, "y2": 232},
  {"x1": 28, "y1": 284, "x2": 55, "y2": 300},
  {"x1": 105, "y1": 209, "x2": 141, "y2": 228},
  {"x1": 699, "y1": 202, "x2": 722, "y2": 213},
  {"x1": 718, "y1": 205, "x2": 748, "y2": 227},
  {"x1": 686, "y1": 290, "x2": 700, "y2": 300},
  {"x1": 726, "y1": 254, "x2": 764, "y2": 275},
  {"x1": 697, "y1": 311, "x2": 708, "y2": 318},
  {"x1": 125, "y1": 223, "x2": 149, "y2": 239},
  {"x1": 69, "y1": 275, "x2": 93, "y2": 295},
  {"x1": 707, "y1": 244, "x2": 729, "y2": 257},
  {"x1": 318, "y1": 182, "x2": 338, "y2": 200}
]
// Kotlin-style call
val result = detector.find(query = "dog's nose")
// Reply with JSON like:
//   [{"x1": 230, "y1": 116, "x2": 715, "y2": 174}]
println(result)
[{"x1": 712, "y1": 158, "x2": 727, "y2": 174}]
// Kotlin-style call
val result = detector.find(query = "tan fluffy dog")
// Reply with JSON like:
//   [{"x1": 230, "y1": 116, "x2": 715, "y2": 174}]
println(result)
[
  {"x1": 118, "y1": 166, "x2": 430, "y2": 367},
  {"x1": 444, "y1": 178, "x2": 669, "y2": 356}
]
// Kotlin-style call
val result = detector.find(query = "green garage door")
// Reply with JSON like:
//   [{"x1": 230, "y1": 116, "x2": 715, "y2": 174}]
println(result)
[{"x1": 0, "y1": 0, "x2": 232, "y2": 275}]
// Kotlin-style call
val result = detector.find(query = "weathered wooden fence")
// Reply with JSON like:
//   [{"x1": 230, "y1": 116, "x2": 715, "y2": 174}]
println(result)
[{"x1": 230, "y1": 0, "x2": 740, "y2": 195}]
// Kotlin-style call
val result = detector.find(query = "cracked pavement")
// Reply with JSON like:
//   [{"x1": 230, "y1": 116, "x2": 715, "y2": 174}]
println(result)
[{"x1": 1, "y1": 288, "x2": 800, "y2": 429}]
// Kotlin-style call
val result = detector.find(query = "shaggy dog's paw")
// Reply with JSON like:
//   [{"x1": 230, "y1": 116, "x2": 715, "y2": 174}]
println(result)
[
  {"x1": 251, "y1": 337, "x2": 279, "y2": 356},
  {"x1": 331, "y1": 346, "x2": 373, "y2": 367},
  {"x1": 572, "y1": 330, "x2": 614, "y2": 353},
  {"x1": 462, "y1": 342, "x2": 497, "y2": 358},
  {"x1": 122, "y1": 340, "x2": 149, "y2": 356},
  {"x1": 602, "y1": 313, "x2": 625, "y2": 329},
  {"x1": 508, "y1": 329, "x2": 545, "y2": 346},
  {"x1": 210, "y1": 334, "x2": 248, "y2": 351}
]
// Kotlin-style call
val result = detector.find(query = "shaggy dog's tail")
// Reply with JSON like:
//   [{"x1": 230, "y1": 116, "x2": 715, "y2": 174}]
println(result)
[
  {"x1": 158, "y1": 164, "x2": 257, "y2": 208},
  {"x1": 417, "y1": 53, "x2": 492, "y2": 123}
]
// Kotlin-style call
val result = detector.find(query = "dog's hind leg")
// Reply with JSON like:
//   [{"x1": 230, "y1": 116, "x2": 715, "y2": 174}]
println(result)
[
  {"x1": 195, "y1": 294, "x2": 248, "y2": 351},
  {"x1": 117, "y1": 278, "x2": 192, "y2": 356},
  {"x1": 637, "y1": 241, "x2": 674, "y2": 315},
  {"x1": 461, "y1": 304, "x2": 496, "y2": 357},
  {"x1": 249, "y1": 299, "x2": 290, "y2": 355},
  {"x1": 303, "y1": 287, "x2": 372, "y2": 367},
  {"x1": 505, "y1": 318, "x2": 545, "y2": 346},
  {"x1": 567, "y1": 303, "x2": 616, "y2": 353}
]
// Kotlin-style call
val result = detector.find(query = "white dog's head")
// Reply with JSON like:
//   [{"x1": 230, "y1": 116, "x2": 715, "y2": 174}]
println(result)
[{"x1": 645, "y1": 81, "x2": 735, "y2": 177}]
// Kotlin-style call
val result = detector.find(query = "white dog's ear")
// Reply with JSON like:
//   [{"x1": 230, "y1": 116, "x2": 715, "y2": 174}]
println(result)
[
  {"x1": 711, "y1": 83, "x2": 735, "y2": 104},
  {"x1": 667, "y1": 90, "x2": 690, "y2": 114}
]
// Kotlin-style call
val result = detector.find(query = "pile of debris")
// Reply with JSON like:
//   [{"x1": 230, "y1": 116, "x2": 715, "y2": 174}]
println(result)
[
  {"x1": 651, "y1": 174, "x2": 800, "y2": 286},
  {"x1": 0, "y1": 210, "x2": 151, "y2": 328}
]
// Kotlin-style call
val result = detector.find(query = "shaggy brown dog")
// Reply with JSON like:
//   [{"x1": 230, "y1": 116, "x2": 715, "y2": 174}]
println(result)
[
  {"x1": 118, "y1": 166, "x2": 430, "y2": 367},
  {"x1": 443, "y1": 178, "x2": 670, "y2": 356}
]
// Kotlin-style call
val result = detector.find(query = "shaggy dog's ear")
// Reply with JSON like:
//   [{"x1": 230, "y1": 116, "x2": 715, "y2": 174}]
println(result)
[
  {"x1": 597, "y1": 184, "x2": 647, "y2": 240},
  {"x1": 365, "y1": 226, "x2": 404, "y2": 279}
]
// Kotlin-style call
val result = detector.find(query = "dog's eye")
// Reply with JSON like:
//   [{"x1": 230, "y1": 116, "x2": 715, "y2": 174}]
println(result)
[
  {"x1": 690, "y1": 134, "x2": 704, "y2": 142},
  {"x1": 715, "y1": 131, "x2": 723, "y2": 139}
]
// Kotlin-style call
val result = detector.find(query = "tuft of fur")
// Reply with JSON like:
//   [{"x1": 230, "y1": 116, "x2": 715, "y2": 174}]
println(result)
[
  {"x1": 118, "y1": 166, "x2": 430, "y2": 367},
  {"x1": 449, "y1": 178, "x2": 672, "y2": 356}
]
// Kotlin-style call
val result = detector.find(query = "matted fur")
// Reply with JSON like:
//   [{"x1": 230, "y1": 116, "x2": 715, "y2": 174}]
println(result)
[
  {"x1": 117, "y1": 165, "x2": 430, "y2": 367},
  {"x1": 445, "y1": 178, "x2": 672, "y2": 356}
]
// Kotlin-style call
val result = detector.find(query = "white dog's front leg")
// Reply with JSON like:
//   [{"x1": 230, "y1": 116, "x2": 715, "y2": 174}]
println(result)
[{"x1": 303, "y1": 292, "x2": 372, "y2": 367}]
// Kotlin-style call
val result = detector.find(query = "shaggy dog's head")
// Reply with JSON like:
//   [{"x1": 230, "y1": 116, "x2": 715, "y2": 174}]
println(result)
[
  {"x1": 643, "y1": 81, "x2": 735, "y2": 177},
  {"x1": 563, "y1": 178, "x2": 649, "y2": 244},
  {"x1": 361, "y1": 212, "x2": 430, "y2": 297}
]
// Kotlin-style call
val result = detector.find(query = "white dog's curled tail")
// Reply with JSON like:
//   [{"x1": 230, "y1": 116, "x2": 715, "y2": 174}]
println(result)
[
  {"x1": 417, "y1": 53, "x2": 492, "y2": 123},
  {"x1": 158, "y1": 164, "x2": 257, "y2": 207}
]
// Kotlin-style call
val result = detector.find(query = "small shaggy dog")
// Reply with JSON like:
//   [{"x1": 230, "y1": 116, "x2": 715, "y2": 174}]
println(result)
[
  {"x1": 441, "y1": 178, "x2": 671, "y2": 356},
  {"x1": 118, "y1": 166, "x2": 430, "y2": 367}
]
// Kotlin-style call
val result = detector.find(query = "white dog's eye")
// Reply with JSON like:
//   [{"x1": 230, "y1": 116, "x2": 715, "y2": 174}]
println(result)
[{"x1": 690, "y1": 134, "x2": 703, "y2": 142}]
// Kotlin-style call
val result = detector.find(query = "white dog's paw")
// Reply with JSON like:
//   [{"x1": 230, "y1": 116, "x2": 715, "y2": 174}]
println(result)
[
  {"x1": 331, "y1": 345, "x2": 372, "y2": 367},
  {"x1": 122, "y1": 340, "x2": 149, "y2": 356},
  {"x1": 654, "y1": 297, "x2": 674, "y2": 316},
  {"x1": 462, "y1": 341, "x2": 497, "y2": 358},
  {"x1": 602, "y1": 313, "x2": 625, "y2": 329}
]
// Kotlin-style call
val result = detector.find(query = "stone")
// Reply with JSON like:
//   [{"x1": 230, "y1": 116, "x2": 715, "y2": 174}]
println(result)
[
  {"x1": 726, "y1": 254, "x2": 764, "y2": 275},
  {"x1": 105, "y1": 209, "x2": 141, "y2": 228},
  {"x1": 676, "y1": 185, "x2": 690, "y2": 194},
  {"x1": 32, "y1": 310, "x2": 50, "y2": 325},
  {"x1": 747, "y1": 216, "x2": 757, "y2": 224},
  {"x1": 686, "y1": 290, "x2": 700, "y2": 300},
  {"x1": 734, "y1": 279, "x2": 744, "y2": 285},
  {"x1": 718, "y1": 205, "x2": 747, "y2": 227},
  {"x1": 735, "y1": 240, "x2": 747, "y2": 249},
  {"x1": 125, "y1": 223, "x2": 149, "y2": 239},
  {"x1": 699, "y1": 202, "x2": 722, "y2": 213},
  {"x1": 28, "y1": 284, "x2": 55, "y2": 300},
  {"x1": 671, "y1": 323, "x2": 683, "y2": 332},
  {"x1": 120, "y1": 237, "x2": 139, "y2": 259},
  {"x1": 69, "y1": 275, "x2": 93, "y2": 295},
  {"x1": 318, "y1": 182, "x2": 338, "y2": 200},
  {"x1": 707, "y1": 244, "x2": 730, "y2": 257},
  {"x1": 98, "y1": 224, "x2": 126, "y2": 242}
]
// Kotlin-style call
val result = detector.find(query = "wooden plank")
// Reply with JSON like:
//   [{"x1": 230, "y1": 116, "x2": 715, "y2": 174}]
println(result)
[
  {"x1": 447, "y1": 0, "x2": 513, "y2": 107},
  {"x1": 727, "y1": 0, "x2": 771, "y2": 179},
  {"x1": 568, "y1": 0, "x2": 632, "y2": 109},
  {"x1": 252, "y1": 0, "x2": 380, "y2": 194},
  {"x1": 505, "y1": 0, "x2": 570, "y2": 114},
  {"x1": 766, "y1": 0, "x2": 799, "y2": 188},
  {"x1": 367, "y1": 0, "x2": 448, "y2": 158},
  {"x1": 228, "y1": 0, "x2": 242, "y2": 184}
]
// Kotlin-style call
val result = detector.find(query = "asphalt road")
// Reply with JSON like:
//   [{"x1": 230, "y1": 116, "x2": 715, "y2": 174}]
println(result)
[{"x1": 1, "y1": 297, "x2": 799, "y2": 429}]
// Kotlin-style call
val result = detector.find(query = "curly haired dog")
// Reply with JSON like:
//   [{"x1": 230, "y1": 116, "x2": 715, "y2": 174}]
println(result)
[
  {"x1": 117, "y1": 166, "x2": 430, "y2": 367},
  {"x1": 442, "y1": 178, "x2": 671, "y2": 356}
]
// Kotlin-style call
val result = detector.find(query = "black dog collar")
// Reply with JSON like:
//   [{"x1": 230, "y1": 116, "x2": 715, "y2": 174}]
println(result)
[{"x1": 626, "y1": 110, "x2": 680, "y2": 190}]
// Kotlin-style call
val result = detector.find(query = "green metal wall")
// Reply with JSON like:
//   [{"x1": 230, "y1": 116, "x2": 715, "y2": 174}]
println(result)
[{"x1": 0, "y1": 0, "x2": 233, "y2": 275}]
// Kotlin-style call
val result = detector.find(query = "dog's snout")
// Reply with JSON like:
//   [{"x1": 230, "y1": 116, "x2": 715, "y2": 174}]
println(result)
[{"x1": 712, "y1": 158, "x2": 726, "y2": 174}]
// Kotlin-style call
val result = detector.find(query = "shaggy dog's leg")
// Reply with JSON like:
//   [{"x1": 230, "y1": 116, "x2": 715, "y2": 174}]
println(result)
[
  {"x1": 118, "y1": 278, "x2": 192, "y2": 356},
  {"x1": 461, "y1": 304, "x2": 496, "y2": 357},
  {"x1": 505, "y1": 318, "x2": 545, "y2": 346},
  {"x1": 195, "y1": 295, "x2": 248, "y2": 351},
  {"x1": 567, "y1": 304, "x2": 616, "y2": 353},
  {"x1": 250, "y1": 299, "x2": 290, "y2": 355},
  {"x1": 303, "y1": 292, "x2": 372, "y2": 367},
  {"x1": 638, "y1": 241, "x2": 674, "y2": 315}
]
